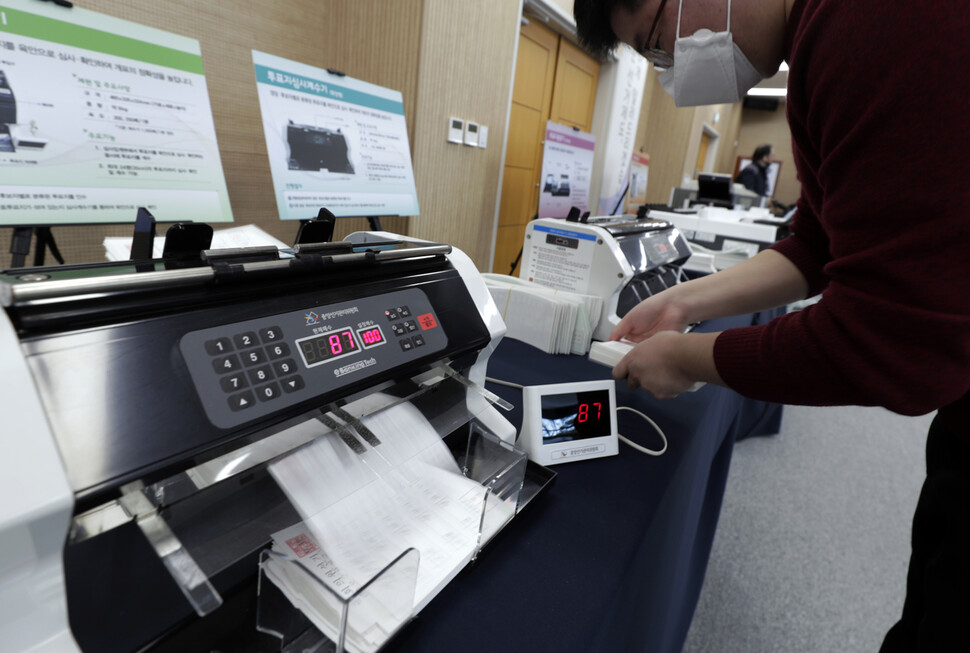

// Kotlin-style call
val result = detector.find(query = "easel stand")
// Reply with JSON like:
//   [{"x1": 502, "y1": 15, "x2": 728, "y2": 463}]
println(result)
[
  {"x1": 293, "y1": 208, "x2": 385, "y2": 248},
  {"x1": 8, "y1": 226, "x2": 65, "y2": 268}
]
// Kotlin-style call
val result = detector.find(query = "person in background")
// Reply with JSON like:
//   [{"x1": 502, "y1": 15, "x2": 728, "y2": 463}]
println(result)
[
  {"x1": 573, "y1": 0, "x2": 970, "y2": 650},
  {"x1": 735, "y1": 143, "x2": 772, "y2": 196}
]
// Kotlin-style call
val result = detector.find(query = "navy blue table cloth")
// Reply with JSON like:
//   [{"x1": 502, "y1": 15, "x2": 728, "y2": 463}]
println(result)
[{"x1": 385, "y1": 310, "x2": 783, "y2": 653}]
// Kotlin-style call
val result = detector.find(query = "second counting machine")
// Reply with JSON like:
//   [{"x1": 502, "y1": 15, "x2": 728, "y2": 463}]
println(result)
[{"x1": 519, "y1": 215, "x2": 692, "y2": 341}]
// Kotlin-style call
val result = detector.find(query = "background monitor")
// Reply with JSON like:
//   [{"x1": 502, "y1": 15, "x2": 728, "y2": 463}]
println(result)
[{"x1": 696, "y1": 173, "x2": 734, "y2": 208}]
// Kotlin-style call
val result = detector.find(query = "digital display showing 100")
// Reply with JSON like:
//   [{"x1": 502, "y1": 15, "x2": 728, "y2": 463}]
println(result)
[{"x1": 298, "y1": 327, "x2": 360, "y2": 366}]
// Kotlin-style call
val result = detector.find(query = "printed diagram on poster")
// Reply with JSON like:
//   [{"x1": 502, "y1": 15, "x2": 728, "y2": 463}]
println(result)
[
  {"x1": 538, "y1": 121, "x2": 594, "y2": 219},
  {"x1": 627, "y1": 152, "x2": 649, "y2": 211},
  {"x1": 252, "y1": 50, "x2": 420, "y2": 221},
  {"x1": 0, "y1": 0, "x2": 233, "y2": 226}
]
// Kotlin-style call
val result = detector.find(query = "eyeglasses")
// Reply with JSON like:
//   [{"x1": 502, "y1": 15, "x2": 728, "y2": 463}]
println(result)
[{"x1": 639, "y1": 0, "x2": 674, "y2": 68}]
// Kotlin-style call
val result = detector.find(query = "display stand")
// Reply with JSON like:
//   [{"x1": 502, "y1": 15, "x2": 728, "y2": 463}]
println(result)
[
  {"x1": 130, "y1": 207, "x2": 157, "y2": 260},
  {"x1": 294, "y1": 209, "x2": 386, "y2": 248},
  {"x1": 8, "y1": 226, "x2": 64, "y2": 268},
  {"x1": 295, "y1": 208, "x2": 337, "y2": 245}
]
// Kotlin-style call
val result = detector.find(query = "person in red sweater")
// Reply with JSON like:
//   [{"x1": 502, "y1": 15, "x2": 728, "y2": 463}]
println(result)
[{"x1": 575, "y1": 0, "x2": 970, "y2": 650}]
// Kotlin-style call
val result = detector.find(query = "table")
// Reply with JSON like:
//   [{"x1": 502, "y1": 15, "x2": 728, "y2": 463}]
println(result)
[{"x1": 385, "y1": 310, "x2": 783, "y2": 652}]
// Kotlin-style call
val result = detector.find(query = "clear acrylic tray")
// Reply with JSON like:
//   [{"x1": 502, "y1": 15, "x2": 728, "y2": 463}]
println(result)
[{"x1": 256, "y1": 423, "x2": 527, "y2": 653}]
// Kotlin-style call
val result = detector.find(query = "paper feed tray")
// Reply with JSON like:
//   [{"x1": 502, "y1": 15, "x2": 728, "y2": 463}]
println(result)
[{"x1": 66, "y1": 369, "x2": 538, "y2": 652}]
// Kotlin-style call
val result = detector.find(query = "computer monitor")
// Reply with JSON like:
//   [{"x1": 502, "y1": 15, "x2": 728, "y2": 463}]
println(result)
[{"x1": 696, "y1": 173, "x2": 734, "y2": 208}]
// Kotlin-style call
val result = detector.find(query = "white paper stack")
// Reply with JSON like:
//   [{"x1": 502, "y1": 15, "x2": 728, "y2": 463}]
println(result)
[
  {"x1": 103, "y1": 224, "x2": 289, "y2": 261},
  {"x1": 264, "y1": 402, "x2": 514, "y2": 651},
  {"x1": 483, "y1": 273, "x2": 603, "y2": 355}
]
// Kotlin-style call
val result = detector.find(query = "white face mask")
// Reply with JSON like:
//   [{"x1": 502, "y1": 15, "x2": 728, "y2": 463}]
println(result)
[{"x1": 657, "y1": 0, "x2": 764, "y2": 107}]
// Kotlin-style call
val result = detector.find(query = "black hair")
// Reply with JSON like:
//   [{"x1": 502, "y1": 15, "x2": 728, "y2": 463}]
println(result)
[
  {"x1": 574, "y1": 0, "x2": 645, "y2": 60},
  {"x1": 753, "y1": 144, "x2": 773, "y2": 161}
]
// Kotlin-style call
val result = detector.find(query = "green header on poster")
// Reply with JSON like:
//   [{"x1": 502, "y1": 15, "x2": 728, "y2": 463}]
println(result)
[{"x1": 0, "y1": 5, "x2": 204, "y2": 74}]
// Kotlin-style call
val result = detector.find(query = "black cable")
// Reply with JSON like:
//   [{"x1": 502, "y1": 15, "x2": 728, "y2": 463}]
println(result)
[
  {"x1": 610, "y1": 181, "x2": 631, "y2": 216},
  {"x1": 508, "y1": 213, "x2": 538, "y2": 276}
]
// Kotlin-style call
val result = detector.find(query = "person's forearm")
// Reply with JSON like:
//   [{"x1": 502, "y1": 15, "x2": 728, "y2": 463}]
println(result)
[
  {"x1": 671, "y1": 249, "x2": 810, "y2": 323},
  {"x1": 675, "y1": 331, "x2": 725, "y2": 386}
]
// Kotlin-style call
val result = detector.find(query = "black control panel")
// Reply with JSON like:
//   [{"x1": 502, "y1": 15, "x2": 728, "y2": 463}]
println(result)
[{"x1": 180, "y1": 287, "x2": 447, "y2": 429}]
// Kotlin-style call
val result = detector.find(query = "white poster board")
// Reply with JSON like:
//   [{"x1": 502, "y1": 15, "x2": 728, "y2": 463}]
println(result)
[
  {"x1": 592, "y1": 46, "x2": 647, "y2": 216},
  {"x1": 252, "y1": 50, "x2": 419, "y2": 220},
  {"x1": 537, "y1": 121, "x2": 594, "y2": 219},
  {"x1": 0, "y1": 0, "x2": 233, "y2": 225}
]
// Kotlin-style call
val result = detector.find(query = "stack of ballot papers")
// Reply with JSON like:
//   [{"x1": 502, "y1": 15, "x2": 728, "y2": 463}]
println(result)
[
  {"x1": 264, "y1": 402, "x2": 515, "y2": 652},
  {"x1": 103, "y1": 224, "x2": 289, "y2": 261},
  {"x1": 483, "y1": 273, "x2": 603, "y2": 355}
]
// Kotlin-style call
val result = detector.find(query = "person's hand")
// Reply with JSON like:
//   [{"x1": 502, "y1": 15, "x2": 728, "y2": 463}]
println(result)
[
  {"x1": 612, "y1": 331, "x2": 698, "y2": 398},
  {"x1": 610, "y1": 292, "x2": 690, "y2": 343},
  {"x1": 612, "y1": 330, "x2": 723, "y2": 399}
]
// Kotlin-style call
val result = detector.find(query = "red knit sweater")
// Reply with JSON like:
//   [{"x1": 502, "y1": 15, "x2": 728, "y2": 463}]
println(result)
[{"x1": 713, "y1": 0, "x2": 970, "y2": 423}]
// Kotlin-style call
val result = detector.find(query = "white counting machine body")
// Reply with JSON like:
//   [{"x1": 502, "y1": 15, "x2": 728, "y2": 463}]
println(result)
[{"x1": 519, "y1": 379, "x2": 619, "y2": 466}]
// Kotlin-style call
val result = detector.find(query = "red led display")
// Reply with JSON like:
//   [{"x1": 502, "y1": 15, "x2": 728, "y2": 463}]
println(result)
[
  {"x1": 298, "y1": 327, "x2": 360, "y2": 366},
  {"x1": 577, "y1": 402, "x2": 602, "y2": 424},
  {"x1": 358, "y1": 326, "x2": 386, "y2": 348}
]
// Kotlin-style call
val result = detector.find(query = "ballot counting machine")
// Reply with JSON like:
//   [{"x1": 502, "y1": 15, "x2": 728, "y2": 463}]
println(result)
[
  {"x1": 0, "y1": 232, "x2": 543, "y2": 652},
  {"x1": 519, "y1": 216, "x2": 691, "y2": 341},
  {"x1": 645, "y1": 205, "x2": 784, "y2": 260}
]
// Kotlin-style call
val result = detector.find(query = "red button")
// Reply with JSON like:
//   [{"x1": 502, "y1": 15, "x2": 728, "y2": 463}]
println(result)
[{"x1": 417, "y1": 313, "x2": 438, "y2": 330}]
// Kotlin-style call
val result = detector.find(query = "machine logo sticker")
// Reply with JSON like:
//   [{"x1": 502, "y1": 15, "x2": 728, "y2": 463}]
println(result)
[{"x1": 334, "y1": 357, "x2": 376, "y2": 377}]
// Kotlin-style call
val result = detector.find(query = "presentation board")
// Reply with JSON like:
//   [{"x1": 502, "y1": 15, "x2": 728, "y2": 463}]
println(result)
[
  {"x1": 252, "y1": 50, "x2": 420, "y2": 221},
  {"x1": 0, "y1": 0, "x2": 233, "y2": 226},
  {"x1": 537, "y1": 121, "x2": 594, "y2": 219}
]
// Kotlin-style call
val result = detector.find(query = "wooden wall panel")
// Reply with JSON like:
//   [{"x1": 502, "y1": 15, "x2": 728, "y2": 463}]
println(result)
[
  {"x1": 715, "y1": 101, "x2": 744, "y2": 175},
  {"x1": 631, "y1": 67, "x2": 746, "y2": 206},
  {"x1": 636, "y1": 69, "x2": 697, "y2": 205},
  {"x1": 408, "y1": 0, "x2": 521, "y2": 270},
  {"x1": 2, "y1": 0, "x2": 422, "y2": 267}
]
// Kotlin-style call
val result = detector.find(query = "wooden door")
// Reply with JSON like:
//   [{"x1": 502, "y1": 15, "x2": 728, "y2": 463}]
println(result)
[
  {"x1": 549, "y1": 38, "x2": 599, "y2": 129},
  {"x1": 695, "y1": 131, "x2": 711, "y2": 177},
  {"x1": 492, "y1": 23, "x2": 599, "y2": 274}
]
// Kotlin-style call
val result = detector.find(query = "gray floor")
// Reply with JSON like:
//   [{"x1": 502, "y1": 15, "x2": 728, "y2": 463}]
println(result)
[{"x1": 683, "y1": 404, "x2": 934, "y2": 653}]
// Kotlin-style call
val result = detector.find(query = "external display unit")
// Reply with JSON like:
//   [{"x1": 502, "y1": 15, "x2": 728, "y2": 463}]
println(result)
[{"x1": 519, "y1": 380, "x2": 619, "y2": 466}]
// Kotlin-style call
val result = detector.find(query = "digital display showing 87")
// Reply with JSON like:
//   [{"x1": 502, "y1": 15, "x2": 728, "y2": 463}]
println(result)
[{"x1": 297, "y1": 325, "x2": 386, "y2": 367}]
